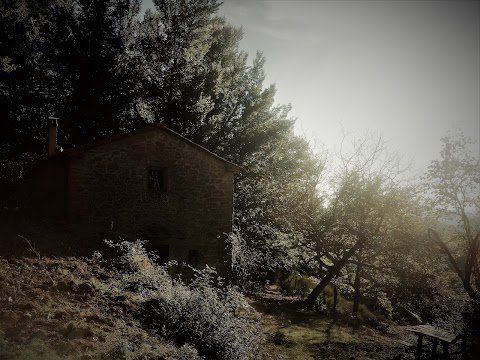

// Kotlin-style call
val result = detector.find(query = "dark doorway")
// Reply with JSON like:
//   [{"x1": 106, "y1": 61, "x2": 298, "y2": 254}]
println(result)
[
  {"x1": 150, "y1": 243, "x2": 170, "y2": 264},
  {"x1": 138, "y1": 228, "x2": 170, "y2": 265}
]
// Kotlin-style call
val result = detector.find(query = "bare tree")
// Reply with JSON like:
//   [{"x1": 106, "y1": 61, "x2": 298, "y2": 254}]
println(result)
[{"x1": 305, "y1": 132, "x2": 415, "y2": 311}]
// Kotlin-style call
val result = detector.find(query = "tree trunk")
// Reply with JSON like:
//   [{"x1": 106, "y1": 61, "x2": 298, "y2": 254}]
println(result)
[
  {"x1": 306, "y1": 238, "x2": 364, "y2": 308},
  {"x1": 332, "y1": 282, "x2": 338, "y2": 312},
  {"x1": 429, "y1": 228, "x2": 478, "y2": 300},
  {"x1": 352, "y1": 250, "x2": 363, "y2": 318}
]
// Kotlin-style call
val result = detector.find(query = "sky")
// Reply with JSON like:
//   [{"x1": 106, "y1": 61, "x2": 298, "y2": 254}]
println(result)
[{"x1": 144, "y1": 0, "x2": 480, "y2": 173}]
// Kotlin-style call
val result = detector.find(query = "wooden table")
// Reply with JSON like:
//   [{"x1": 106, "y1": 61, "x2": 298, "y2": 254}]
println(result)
[{"x1": 405, "y1": 325, "x2": 457, "y2": 359}]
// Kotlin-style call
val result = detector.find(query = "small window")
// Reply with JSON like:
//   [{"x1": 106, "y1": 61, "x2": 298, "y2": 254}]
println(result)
[{"x1": 148, "y1": 167, "x2": 168, "y2": 191}]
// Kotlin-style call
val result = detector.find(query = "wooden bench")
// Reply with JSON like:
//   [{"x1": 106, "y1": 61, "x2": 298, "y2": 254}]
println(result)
[{"x1": 404, "y1": 325, "x2": 464, "y2": 359}]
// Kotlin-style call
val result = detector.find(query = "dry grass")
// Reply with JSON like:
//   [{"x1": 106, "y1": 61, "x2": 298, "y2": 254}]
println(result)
[{"x1": 0, "y1": 256, "x2": 195, "y2": 359}]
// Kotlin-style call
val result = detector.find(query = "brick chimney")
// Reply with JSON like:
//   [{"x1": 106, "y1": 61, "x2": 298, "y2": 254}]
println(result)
[{"x1": 47, "y1": 117, "x2": 58, "y2": 157}]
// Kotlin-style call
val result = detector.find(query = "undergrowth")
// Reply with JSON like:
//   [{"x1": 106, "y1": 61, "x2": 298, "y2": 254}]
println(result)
[
  {"x1": 99, "y1": 239, "x2": 265, "y2": 360},
  {"x1": 277, "y1": 276, "x2": 388, "y2": 329}
]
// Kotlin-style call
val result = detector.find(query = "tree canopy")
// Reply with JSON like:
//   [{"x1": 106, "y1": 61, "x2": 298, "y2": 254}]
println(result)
[{"x1": 423, "y1": 131, "x2": 480, "y2": 300}]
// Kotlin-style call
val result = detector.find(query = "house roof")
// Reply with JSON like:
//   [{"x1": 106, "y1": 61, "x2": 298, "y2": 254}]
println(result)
[{"x1": 42, "y1": 123, "x2": 241, "y2": 173}]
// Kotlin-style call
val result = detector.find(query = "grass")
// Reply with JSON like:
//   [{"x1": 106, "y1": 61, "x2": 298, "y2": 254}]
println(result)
[
  {"x1": 247, "y1": 288, "x2": 408, "y2": 360},
  {"x1": 278, "y1": 275, "x2": 387, "y2": 325}
]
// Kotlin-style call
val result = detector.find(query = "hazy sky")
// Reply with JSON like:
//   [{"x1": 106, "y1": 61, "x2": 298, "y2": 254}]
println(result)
[
  {"x1": 143, "y1": 0, "x2": 480, "y2": 173},
  {"x1": 219, "y1": 0, "x2": 480, "y2": 172}
]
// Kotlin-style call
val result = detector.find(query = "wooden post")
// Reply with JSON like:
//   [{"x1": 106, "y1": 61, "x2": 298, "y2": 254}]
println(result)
[
  {"x1": 460, "y1": 334, "x2": 466, "y2": 360},
  {"x1": 442, "y1": 342, "x2": 450, "y2": 359},
  {"x1": 415, "y1": 333, "x2": 424, "y2": 360},
  {"x1": 432, "y1": 338, "x2": 438, "y2": 358}
]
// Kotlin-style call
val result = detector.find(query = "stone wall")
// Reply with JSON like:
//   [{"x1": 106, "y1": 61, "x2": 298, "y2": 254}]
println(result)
[{"x1": 67, "y1": 128, "x2": 235, "y2": 276}]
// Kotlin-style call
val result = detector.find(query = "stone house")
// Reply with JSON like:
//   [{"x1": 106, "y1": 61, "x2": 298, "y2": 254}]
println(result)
[{"x1": 32, "y1": 122, "x2": 240, "y2": 276}]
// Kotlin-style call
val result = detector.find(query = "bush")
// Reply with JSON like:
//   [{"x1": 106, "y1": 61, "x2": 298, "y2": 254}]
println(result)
[
  {"x1": 100, "y1": 240, "x2": 264, "y2": 360},
  {"x1": 279, "y1": 273, "x2": 315, "y2": 297},
  {"x1": 228, "y1": 229, "x2": 270, "y2": 288}
]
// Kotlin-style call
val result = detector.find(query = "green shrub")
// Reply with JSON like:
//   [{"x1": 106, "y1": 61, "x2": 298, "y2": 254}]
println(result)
[
  {"x1": 100, "y1": 240, "x2": 264, "y2": 360},
  {"x1": 312, "y1": 285, "x2": 384, "y2": 326},
  {"x1": 279, "y1": 273, "x2": 315, "y2": 297}
]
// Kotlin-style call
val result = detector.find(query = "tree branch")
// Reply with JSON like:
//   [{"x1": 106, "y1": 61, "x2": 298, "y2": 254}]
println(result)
[{"x1": 428, "y1": 228, "x2": 477, "y2": 300}]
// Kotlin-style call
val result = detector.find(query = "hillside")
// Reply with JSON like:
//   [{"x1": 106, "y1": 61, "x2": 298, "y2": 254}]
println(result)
[
  {"x1": 0, "y1": 256, "x2": 192, "y2": 359},
  {"x1": 0, "y1": 248, "x2": 418, "y2": 360}
]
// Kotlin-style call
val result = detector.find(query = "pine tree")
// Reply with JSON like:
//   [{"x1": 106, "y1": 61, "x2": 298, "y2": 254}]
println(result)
[{"x1": 0, "y1": 0, "x2": 142, "y2": 179}]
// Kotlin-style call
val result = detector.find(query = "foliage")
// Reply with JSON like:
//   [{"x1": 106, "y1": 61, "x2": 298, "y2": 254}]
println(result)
[
  {"x1": 423, "y1": 131, "x2": 480, "y2": 223},
  {"x1": 101, "y1": 239, "x2": 264, "y2": 360},
  {"x1": 139, "y1": 0, "x2": 327, "y2": 279},
  {"x1": 302, "y1": 133, "x2": 423, "y2": 314},
  {"x1": 228, "y1": 226, "x2": 275, "y2": 288},
  {"x1": 0, "y1": 0, "x2": 144, "y2": 181},
  {"x1": 279, "y1": 273, "x2": 316, "y2": 297},
  {"x1": 234, "y1": 133, "x2": 326, "y2": 280},
  {"x1": 423, "y1": 131, "x2": 480, "y2": 300}
]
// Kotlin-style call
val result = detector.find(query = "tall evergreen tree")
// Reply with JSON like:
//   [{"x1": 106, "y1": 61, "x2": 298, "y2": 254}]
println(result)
[
  {"x1": 56, "y1": 0, "x2": 143, "y2": 146},
  {"x1": 0, "y1": 0, "x2": 142, "y2": 181},
  {"x1": 137, "y1": 0, "x2": 221, "y2": 140},
  {"x1": 0, "y1": 0, "x2": 57, "y2": 179}
]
